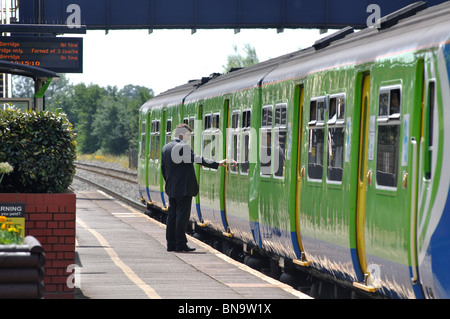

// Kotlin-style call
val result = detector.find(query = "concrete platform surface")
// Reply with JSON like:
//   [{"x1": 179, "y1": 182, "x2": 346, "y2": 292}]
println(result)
[{"x1": 74, "y1": 191, "x2": 311, "y2": 300}]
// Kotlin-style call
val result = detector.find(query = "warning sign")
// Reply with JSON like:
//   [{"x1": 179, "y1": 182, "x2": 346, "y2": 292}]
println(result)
[{"x1": 0, "y1": 203, "x2": 25, "y2": 237}]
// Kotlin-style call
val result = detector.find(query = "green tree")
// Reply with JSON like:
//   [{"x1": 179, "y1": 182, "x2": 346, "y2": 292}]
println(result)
[
  {"x1": 119, "y1": 85, "x2": 154, "y2": 148},
  {"x1": 45, "y1": 74, "x2": 78, "y2": 125},
  {"x1": 92, "y1": 97, "x2": 129, "y2": 155},
  {"x1": 11, "y1": 75, "x2": 34, "y2": 98},
  {"x1": 12, "y1": 73, "x2": 154, "y2": 156},
  {"x1": 223, "y1": 43, "x2": 259, "y2": 72},
  {"x1": 71, "y1": 83, "x2": 106, "y2": 154}
]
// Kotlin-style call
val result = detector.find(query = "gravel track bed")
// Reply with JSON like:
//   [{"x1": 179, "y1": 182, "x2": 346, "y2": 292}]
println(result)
[{"x1": 70, "y1": 161, "x2": 141, "y2": 203}]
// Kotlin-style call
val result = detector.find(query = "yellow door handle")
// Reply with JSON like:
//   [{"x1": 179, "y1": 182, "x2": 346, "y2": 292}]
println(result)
[
  {"x1": 366, "y1": 169, "x2": 373, "y2": 185},
  {"x1": 402, "y1": 172, "x2": 408, "y2": 189}
]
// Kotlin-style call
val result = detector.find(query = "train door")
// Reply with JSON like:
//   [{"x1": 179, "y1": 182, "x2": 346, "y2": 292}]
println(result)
[
  {"x1": 220, "y1": 99, "x2": 231, "y2": 234},
  {"x1": 198, "y1": 100, "x2": 227, "y2": 231},
  {"x1": 353, "y1": 74, "x2": 372, "y2": 290},
  {"x1": 294, "y1": 85, "x2": 310, "y2": 265},
  {"x1": 182, "y1": 112, "x2": 200, "y2": 223},
  {"x1": 416, "y1": 55, "x2": 441, "y2": 298},
  {"x1": 138, "y1": 110, "x2": 150, "y2": 204},
  {"x1": 195, "y1": 103, "x2": 205, "y2": 225},
  {"x1": 147, "y1": 108, "x2": 162, "y2": 207},
  {"x1": 354, "y1": 61, "x2": 425, "y2": 298}
]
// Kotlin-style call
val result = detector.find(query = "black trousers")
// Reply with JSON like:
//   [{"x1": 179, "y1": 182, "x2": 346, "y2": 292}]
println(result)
[{"x1": 166, "y1": 196, "x2": 193, "y2": 249}]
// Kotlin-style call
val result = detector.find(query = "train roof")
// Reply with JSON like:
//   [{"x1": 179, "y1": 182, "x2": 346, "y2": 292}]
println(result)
[
  {"x1": 183, "y1": 50, "x2": 297, "y2": 103},
  {"x1": 141, "y1": 1, "x2": 450, "y2": 111},
  {"x1": 140, "y1": 78, "x2": 202, "y2": 112},
  {"x1": 262, "y1": 1, "x2": 450, "y2": 85}
]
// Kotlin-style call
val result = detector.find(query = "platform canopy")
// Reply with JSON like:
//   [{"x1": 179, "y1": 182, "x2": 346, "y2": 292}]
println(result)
[
  {"x1": 18, "y1": 0, "x2": 449, "y2": 32},
  {"x1": 0, "y1": 60, "x2": 58, "y2": 80},
  {"x1": 0, "y1": 60, "x2": 59, "y2": 111}
]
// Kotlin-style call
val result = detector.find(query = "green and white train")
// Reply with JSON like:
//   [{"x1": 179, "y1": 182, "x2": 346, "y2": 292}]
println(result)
[{"x1": 138, "y1": 2, "x2": 450, "y2": 298}]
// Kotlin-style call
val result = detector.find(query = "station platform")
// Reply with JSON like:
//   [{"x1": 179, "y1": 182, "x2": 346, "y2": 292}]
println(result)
[{"x1": 74, "y1": 190, "x2": 311, "y2": 301}]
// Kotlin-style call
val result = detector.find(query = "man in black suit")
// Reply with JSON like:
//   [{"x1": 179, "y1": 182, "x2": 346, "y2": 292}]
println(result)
[{"x1": 161, "y1": 123, "x2": 226, "y2": 252}]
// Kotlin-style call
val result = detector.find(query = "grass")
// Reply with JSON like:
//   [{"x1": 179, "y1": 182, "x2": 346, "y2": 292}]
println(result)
[{"x1": 77, "y1": 153, "x2": 131, "y2": 170}]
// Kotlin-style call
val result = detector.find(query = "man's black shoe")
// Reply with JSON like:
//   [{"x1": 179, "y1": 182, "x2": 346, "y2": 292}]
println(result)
[
  {"x1": 167, "y1": 246, "x2": 176, "y2": 252},
  {"x1": 175, "y1": 245, "x2": 196, "y2": 252}
]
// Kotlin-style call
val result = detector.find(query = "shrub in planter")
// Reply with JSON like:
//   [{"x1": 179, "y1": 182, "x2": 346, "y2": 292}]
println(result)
[{"x1": 0, "y1": 109, "x2": 77, "y2": 193}]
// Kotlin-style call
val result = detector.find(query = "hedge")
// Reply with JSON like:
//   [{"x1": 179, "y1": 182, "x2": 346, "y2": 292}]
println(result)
[{"x1": 0, "y1": 109, "x2": 77, "y2": 193}]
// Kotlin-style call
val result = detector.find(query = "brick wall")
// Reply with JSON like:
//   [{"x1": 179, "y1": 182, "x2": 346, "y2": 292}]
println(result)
[{"x1": 0, "y1": 191, "x2": 76, "y2": 299}]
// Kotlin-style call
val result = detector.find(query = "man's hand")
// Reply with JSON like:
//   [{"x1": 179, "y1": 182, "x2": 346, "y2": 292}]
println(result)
[
  {"x1": 218, "y1": 159, "x2": 227, "y2": 167},
  {"x1": 219, "y1": 159, "x2": 238, "y2": 169}
]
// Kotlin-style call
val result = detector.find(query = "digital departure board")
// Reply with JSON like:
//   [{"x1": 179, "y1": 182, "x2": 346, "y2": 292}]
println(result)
[{"x1": 0, "y1": 36, "x2": 83, "y2": 73}]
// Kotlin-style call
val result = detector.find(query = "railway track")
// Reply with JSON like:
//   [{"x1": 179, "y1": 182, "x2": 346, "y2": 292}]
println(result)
[
  {"x1": 73, "y1": 161, "x2": 143, "y2": 211},
  {"x1": 75, "y1": 161, "x2": 137, "y2": 184}
]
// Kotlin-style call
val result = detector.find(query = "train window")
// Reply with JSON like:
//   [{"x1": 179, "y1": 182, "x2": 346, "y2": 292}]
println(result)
[
  {"x1": 327, "y1": 95, "x2": 345, "y2": 182},
  {"x1": 274, "y1": 104, "x2": 287, "y2": 178},
  {"x1": 202, "y1": 114, "x2": 211, "y2": 169},
  {"x1": 231, "y1": 112, "x2": 239, "y2": 130},
  {"x1": 189, "y1": 116, "x2": 195, "y2": 147},
  {"x1": 165, "y1": 119, "x2": 172, "y2": 144},
  {"x1": 150, "y1": 120, "x2": 161, "y2": 160},
  {"x1": 212, "y1": 113, "x2": 220, "y2": 130},
  {"x1": 242, "y1": 109, "x2": 251, "y2": 129},
  {"x1": 241, "y1": 110, "x2": 251, "y2": 174},
  {"x1": 275, "y1": 103, "x2": 287, "y2": 126},
  {"x1": 212, "y1": 114, "x2": 221, "y2": 166},
  {"x1": 261, "y1": 106, "x2": 273, "y2": 127},
  {"x1": 204, "y1": 114, "x2": 212, "y2": 130},
  {"x1": 211, "y1": 134, "x2": 217, "y2": 162},
  {"x1": 328, "y1": 95, "x2": 345, "y2": 124},
  {"x1": 189, "y1": 117, "x2": 195, "y2": 130},
  {"x1": 309, "y1": 99, "x2": 325, "y2": 125},
  {"x1": 203, "y1": 113, "x2": 220, "y2": 170},
  {"x1": 308, "y1": 98, "x2": 325, "y2": 180},
  {"x1": 376, "y1": 86, "x2": 401, "y2": 188},
  {"x1": 150, "y1": 120, "x2": 155, "y2": 132},
  {"x1": 230, "y1": 111, "x2": 240, "y2": 174},
  {"x1": 308, "y1": 129, "x2": 324, "y2": 180},
  {"x1": 327, "y1": 128, "x2": 344, "y2": 182},
  {"x1": 139, "y1": 119, "x2": 146, "y2": 159},
  {"x1": 378, "y1": 87, "x2": 401, "y2": 119},
  {"x1": 183, "y1": 117, "x2": 195, "y2": 147},
  {"x1": 260, "y1": 106, "x2": 273, "y2": 177}
]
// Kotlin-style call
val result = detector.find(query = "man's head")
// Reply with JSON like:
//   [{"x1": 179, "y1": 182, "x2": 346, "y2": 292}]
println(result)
[{"x1": 174, "y1": 123, "x2": 192, "y2": 141}]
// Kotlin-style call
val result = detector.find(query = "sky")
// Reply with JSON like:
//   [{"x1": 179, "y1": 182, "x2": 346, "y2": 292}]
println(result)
[{"x1": 66, "y1": 28, "x2": 335, "y2": 95}]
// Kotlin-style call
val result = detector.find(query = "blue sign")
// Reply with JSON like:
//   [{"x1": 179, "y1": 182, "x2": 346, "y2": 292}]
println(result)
[{"x1": 0, "y1": 36, "x2": 83, "y2": 73}]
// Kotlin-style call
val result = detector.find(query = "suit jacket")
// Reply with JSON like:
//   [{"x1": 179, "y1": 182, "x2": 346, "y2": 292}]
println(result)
[{"x1": 161, "y1": 139, "x2": 219, "y2": 198}]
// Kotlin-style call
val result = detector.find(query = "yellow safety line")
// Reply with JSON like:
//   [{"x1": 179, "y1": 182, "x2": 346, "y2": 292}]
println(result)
[{"x1": 76, "y1": 217, "x2": 162, "y2": 299}]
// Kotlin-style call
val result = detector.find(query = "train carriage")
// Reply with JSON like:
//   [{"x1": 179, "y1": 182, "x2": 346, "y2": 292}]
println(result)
[
  {"x1": 257, "y1": 75, "x2": 301, "y2": 260},
  {"x1": 138, "y1": 80, "x2": 201, "y2": 209},
  {"x1": 178, "y1": 92, "x2": 203, "y2": 224},
  {"x1": 257, "y1": 2, "x2": 450, "y2": 298},
  {"x1": 139, "y1": 2, "x2": 450, "y2": 298},
  {"x1": 183, "y1": 55, "x2": 293, "y2": 243}
]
